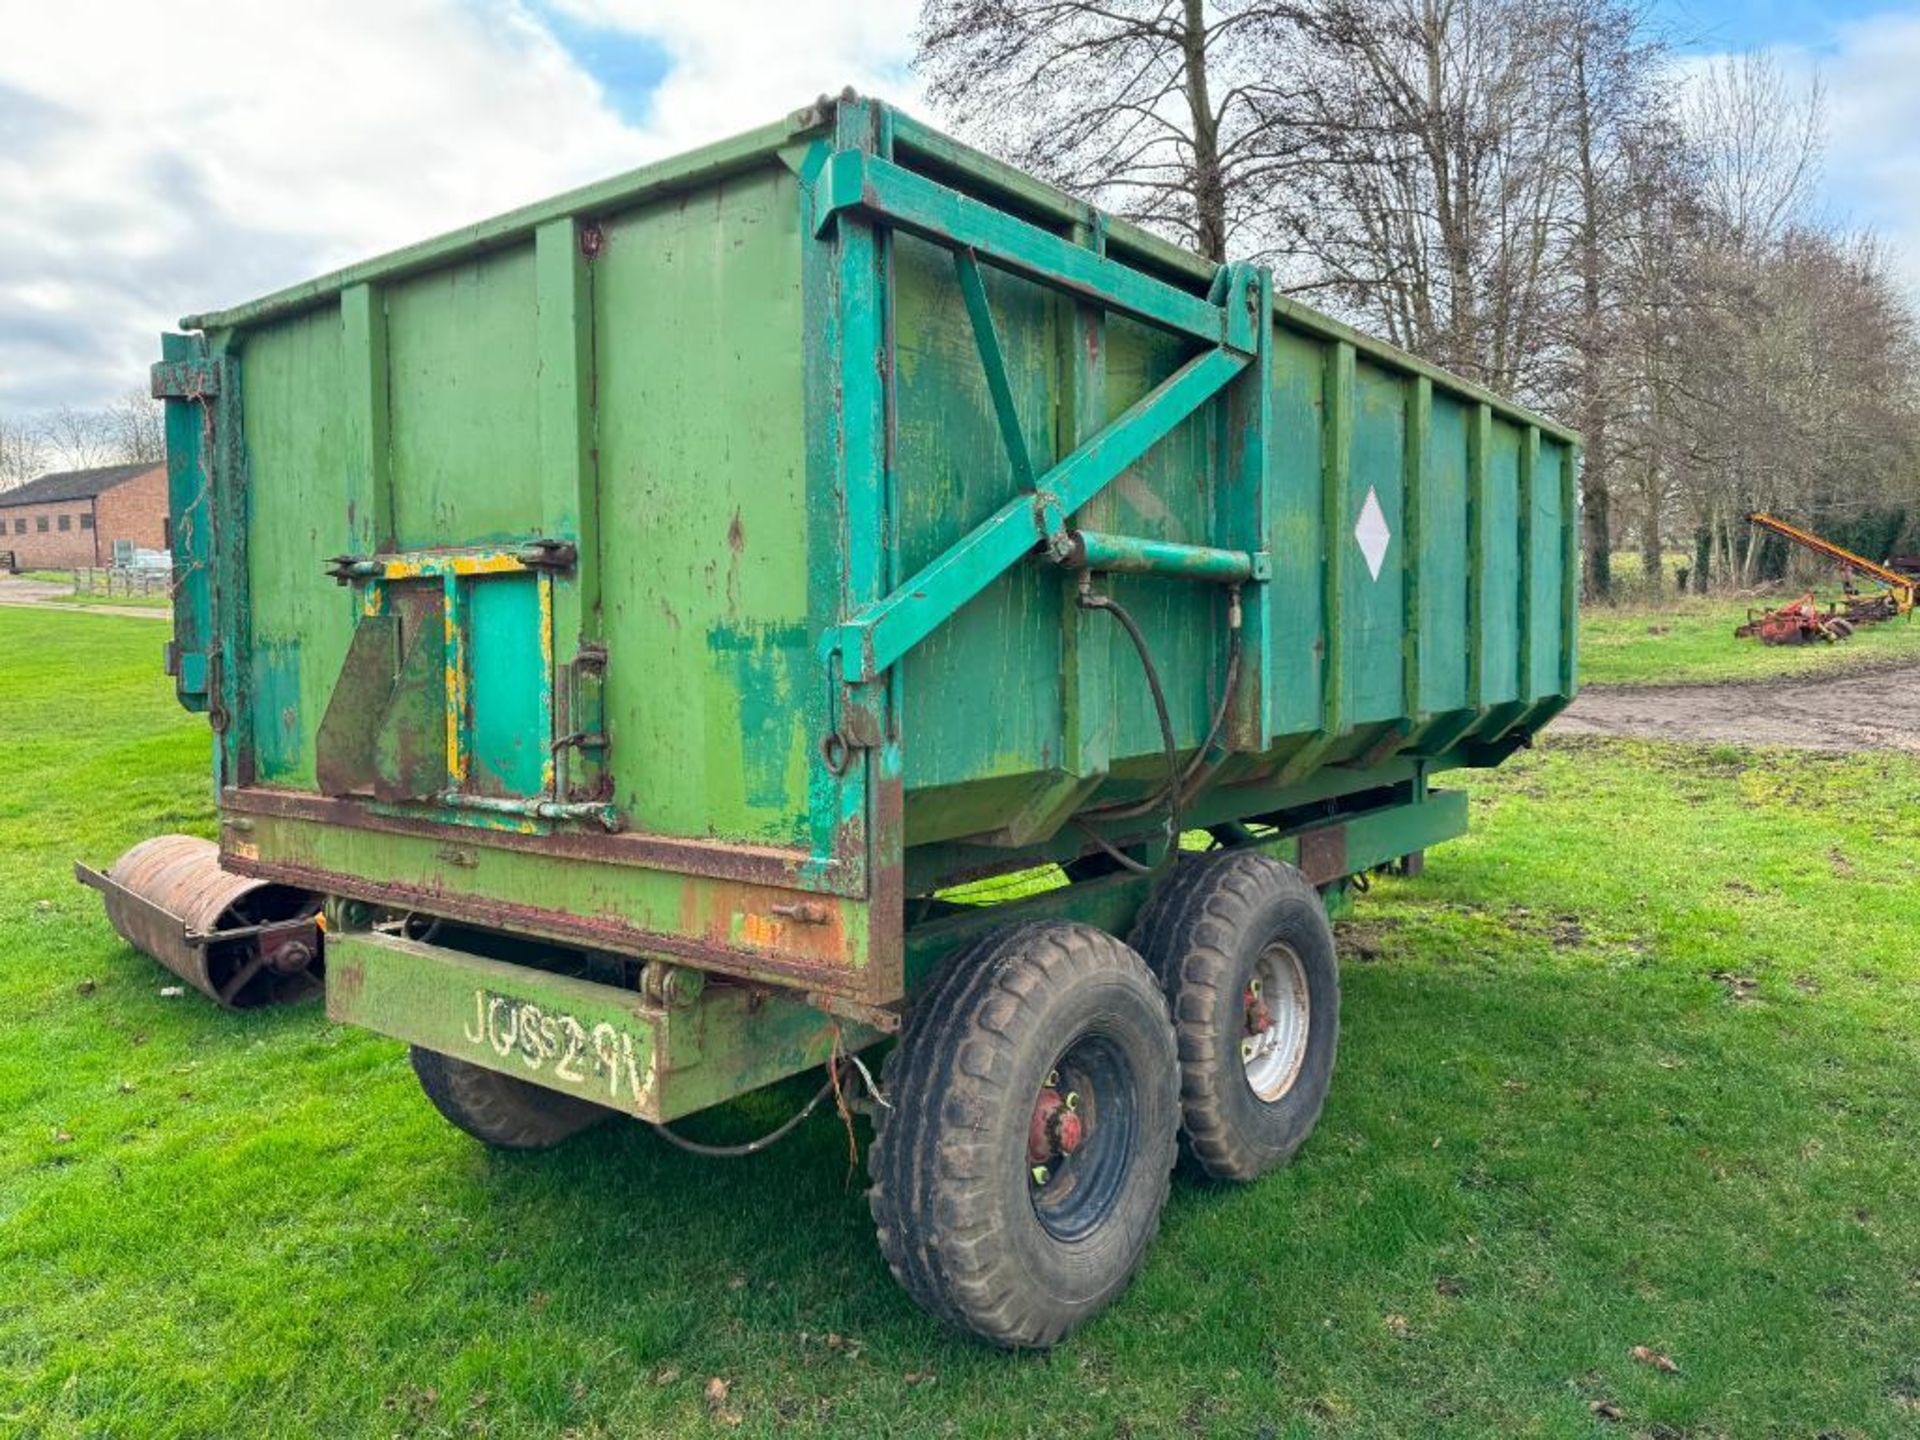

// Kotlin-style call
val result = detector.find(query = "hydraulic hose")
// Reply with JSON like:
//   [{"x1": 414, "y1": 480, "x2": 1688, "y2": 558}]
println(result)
[
  {"x1": 1072, "y1": 578, "x2": 1185, "y2": 867},
  {"x1": 1077, "y1": 583, "x2": 1244, "y2": 827},
  {"x1": 649, "y1": 1076, "x2": 836, "y2": 1158}
]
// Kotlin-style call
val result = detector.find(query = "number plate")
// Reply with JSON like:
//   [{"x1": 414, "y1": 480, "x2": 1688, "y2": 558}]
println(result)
[
  {"x1": 456, "y1": 988, "x2": 651, "y2": 1106},
  {"x1": 326, "y1": 929, "x2": 666, "y2": 1118}
]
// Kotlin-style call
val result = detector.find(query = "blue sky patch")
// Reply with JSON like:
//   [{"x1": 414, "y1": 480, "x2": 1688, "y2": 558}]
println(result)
[
  {"x1": 1662, "y1": 0, "x2": 1890, "y2": 52},
  {"x1": 530, "y1": 2, "x2": 670, "y2": 126}
]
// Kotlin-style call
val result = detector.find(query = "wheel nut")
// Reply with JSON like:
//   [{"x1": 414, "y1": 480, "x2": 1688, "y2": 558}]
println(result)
[{"x1": 1031, "y1": 1165, "x2": 1049, "y2": 1185}]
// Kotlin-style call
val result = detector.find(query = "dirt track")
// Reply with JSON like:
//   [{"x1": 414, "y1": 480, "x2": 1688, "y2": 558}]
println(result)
[
  {"x1": 1554, "y1": 663, "x2": 1920, "y2": 752},
  {"x1": 0, "y1": 575, "x2": 169, "y2": 621}
]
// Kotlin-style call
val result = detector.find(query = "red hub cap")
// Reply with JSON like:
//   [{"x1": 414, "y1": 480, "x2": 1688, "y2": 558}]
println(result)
[
  {"x1": 1027, "y1": 1087, "x2": 1084, "y2": 1165},
  {"x1": 1245, "y1": 985, "x2": 1273, "y2": 1036}
]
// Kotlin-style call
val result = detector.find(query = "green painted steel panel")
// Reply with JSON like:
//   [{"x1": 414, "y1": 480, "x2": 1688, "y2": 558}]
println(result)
[
  {"x1": 465, "y1": 575, "x2": 548, "y2": 797},
  {"x1": 1530, "y1": 441, "x2": 1566, "y2": 700},
  {"x1": 1096, "y1": 317, "x2": 1217, "y2": 762},
  {"x1": 386, "y1": 249, "x2": 543, "y2": 549},
  {"x1": 593, "y1": 166, "x2": 816, "y2": 846},
  {"x1": 240, "y1": 308, "x2": 354, "y2": 788},
  {"x1": 1419, "y1": 395, "x2": 1471, "y2": 716},
  {"x1": 1345, "y1": 360, "x2": 1406, "y2": 724},
  {"x1": 895, "y1": 232, "x2": 1066, "y2": 791},
  {"x1": 1268, "y1": 323, "x2": 1328, "y2": 736},
  {"x1": 1482, "y1": 424, "x2": 1523, "y2": 705}
]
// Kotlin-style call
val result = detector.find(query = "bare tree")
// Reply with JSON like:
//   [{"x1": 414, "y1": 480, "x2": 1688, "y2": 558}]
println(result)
[
  {"x1": 102, "y1": 389, "x2": 165, "y2": 466},
  {"x1": 22, "y1": 392, "x2": 163, "y2": 474},
  {"x1": 35, "y1": 405, "x2": 119, "y2": 472},
  {"x1": 1667, "y1": 52, "x2": 1884, "y2": 588},
  {"x1": 1544, "y1": 0, "x2": 1671, "y2": 599},
  {"x1": 0, "y1": 415, "x2": 48, "y2": 492},
  {"x1": 1683, "y1": 51, "x2": 1823, "y2": 254},
  {"x1": 916, "y1": 0, "x2": 1314, "y2": 260},
  {"x1": 1277, "y1": 0, "x2": 1577, "y2": 398},
  {"x1": 1604, "y1": 120, "x2": 1707, "y2": 595},
  {"x1": 916, "y1": 2, "x2": 1920, "y2": 602}
]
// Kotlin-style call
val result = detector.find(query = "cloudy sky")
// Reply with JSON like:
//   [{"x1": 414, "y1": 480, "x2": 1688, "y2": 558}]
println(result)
[{"x1": 1, "y1": 0, "x2": 1915, "y2": 413}]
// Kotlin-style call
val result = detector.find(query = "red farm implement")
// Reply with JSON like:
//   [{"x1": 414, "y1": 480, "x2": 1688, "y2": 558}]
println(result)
[
  {"x1": 1740, "y1": 512, "x2": 1916, "y2": 637},
  {"x1": 1733, "y1": 592, "x2": 1854, "y2": 646}
]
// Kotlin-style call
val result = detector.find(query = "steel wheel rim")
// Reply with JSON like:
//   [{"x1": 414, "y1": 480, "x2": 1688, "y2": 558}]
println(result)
[
  {"x1": 1027, "y1": 1034, "x2": 1138, "y2": 1243},
  {"x1": 1242, "y1": 942, "x2": 1310, "y2": 1102}
]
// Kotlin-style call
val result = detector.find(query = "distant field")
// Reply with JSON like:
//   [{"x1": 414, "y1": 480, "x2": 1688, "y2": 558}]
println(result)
[
  {"x1": 3, "y1": 605, "x2": 1918, "y2": 1437},
  {"x1": 44, "y1": 589, "x2": 171, "y2": 609},
  {"x1": 1580, "y1": 591, "x2": 1920, "y2": 687},
  {"x1": 1596, "y1": 549, "x2": 1691, "y2": 595}
]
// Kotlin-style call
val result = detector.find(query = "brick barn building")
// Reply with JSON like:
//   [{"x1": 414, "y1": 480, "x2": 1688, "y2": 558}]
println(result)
[{"x1": 0, "y1": 462, "x2": 168, "y2": 569}]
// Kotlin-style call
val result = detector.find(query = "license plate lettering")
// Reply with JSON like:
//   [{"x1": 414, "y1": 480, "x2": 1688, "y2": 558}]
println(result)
[{"x1": 460, "y1": 989, "x2": 646, "y2": 1102}]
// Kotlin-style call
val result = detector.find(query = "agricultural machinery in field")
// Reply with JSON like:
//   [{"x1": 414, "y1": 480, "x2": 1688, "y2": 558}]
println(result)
[{"x1": 1734, "y1": 512, "x2": 1916, "y2": 644}]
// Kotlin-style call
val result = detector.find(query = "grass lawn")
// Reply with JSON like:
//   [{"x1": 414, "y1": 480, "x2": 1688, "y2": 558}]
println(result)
[
  {"x1": 3, "y1": 606, "x2": 1917, "y2": 1438},
  {"x1": 37, "y1": 590, "x2": 172, "y2": 610},
  {"x1": 1580, "y1": 591, "x2": 1920, "y2": 687}
]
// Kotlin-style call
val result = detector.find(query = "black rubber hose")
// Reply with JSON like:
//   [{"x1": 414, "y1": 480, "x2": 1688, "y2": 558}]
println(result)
[
  {"x1": 1074, "y1": 583, "x2": 1183, "y2": 863},
  {"x1": 1071, "y1": 818, "x2": 1156, "y2": 875},
  {"x1": 1084, "y1": 620, "x2": 1242, "y2": 823},
  {"x1": 1172, "y1": 622, "x2": 1244, "y2": 810},
  {"x1": 1081, "y1": 585, "x2": 1243, "y2": 824},
  {"x1": 649, "y1": 1076, "x2": 836, "y2": 1158}
]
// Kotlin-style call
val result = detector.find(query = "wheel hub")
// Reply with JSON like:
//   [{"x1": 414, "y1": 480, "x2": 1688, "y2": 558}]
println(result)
[
  {"x1": 1241, "y1": 943, "x2": 1311, "y2": 1102},
  {"x1": 1028, "y1": 1082, "x2": 1084, "y2": 1167},
  {"x1": 1245, "y1": 983, "x2": 1272, "y2": 1036}
]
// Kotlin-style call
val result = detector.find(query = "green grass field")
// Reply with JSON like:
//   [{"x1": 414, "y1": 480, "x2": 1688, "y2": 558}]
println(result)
[
  {"x1": 1580, "y1": 592, "x2": 1920, "y2": 687},
  {"x1": 45, "y1": 590, "x2": 171, "y2": 610},
  {"x1": 3, "y1": 607, "x2": 1918, "y2": 1438}
]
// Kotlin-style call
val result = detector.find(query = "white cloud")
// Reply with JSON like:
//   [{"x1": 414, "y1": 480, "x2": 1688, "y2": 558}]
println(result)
[
  {"x1": 1674, "y1": 10, "x2": 1920, "y2": 302},
  {"x1": 551, "y1": 0, "x2": 923, "y2": 150},
  {"x1": 0, "y1": 0, "x2": 921, "y2": 412},
  {"x1": 1820, "y1": 11, "x2": 1920, "y2": 299}
]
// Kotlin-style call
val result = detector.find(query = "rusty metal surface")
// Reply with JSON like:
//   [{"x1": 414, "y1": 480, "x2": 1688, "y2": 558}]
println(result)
[
  {"x1": 1296, "y1": 824, "x2": 1349, "y2": 888},
  {"x1": 228, "y1": 850, "x2": 899, "y2": 1022},
  {"x1": 1733, "y1": 594, "x2": 1852, "y2": 646},
  {"x1": 223, "y1": 786, "x2": 835, "y2": 893},
  {"x1": 76, "y1": 835, "x2": 323, "y2": 1008}
]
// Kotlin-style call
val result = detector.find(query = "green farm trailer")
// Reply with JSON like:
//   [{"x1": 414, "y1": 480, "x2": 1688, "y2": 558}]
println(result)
[{"x1": 153, "y1": 93, "x2": 1577, "y2": 1347}]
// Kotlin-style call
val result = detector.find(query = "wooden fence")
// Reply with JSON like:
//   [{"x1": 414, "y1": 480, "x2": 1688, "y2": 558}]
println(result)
[{"x1": 68, "y1": 568, "x2": 171, "y2": 599}]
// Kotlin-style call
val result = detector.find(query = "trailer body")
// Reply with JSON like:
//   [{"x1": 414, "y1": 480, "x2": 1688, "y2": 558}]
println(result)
[{"x1": 156, "y1": 97, "x2": 1577, "y2": 1125}]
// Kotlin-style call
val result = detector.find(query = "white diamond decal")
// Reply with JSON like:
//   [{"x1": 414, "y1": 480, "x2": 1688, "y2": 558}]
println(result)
[{"x1": 1354, "y1": 486, "x2": 1392, "y2": 580}]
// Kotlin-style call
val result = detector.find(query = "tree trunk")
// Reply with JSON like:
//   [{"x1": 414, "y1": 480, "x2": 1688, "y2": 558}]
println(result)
[
  {"x1": 1693, "y1": 522, "x2": 1712, "y2": 594},
  {"x1": 1571, "y1": 36, "x2": 1612, "y2": 603},
  {"x1": 1582, "y1": 467, "x2": 1612, "y2": 602},
  {"x1": 1638, "y1": 483, "x2": 1663, "y2": 596},
  {"x1": 1740, "y1": 517, "x2": 1762, "y2": 587},
  {"x1": 1182, "y1": 0, "x2": 1226, "y2": 261}
]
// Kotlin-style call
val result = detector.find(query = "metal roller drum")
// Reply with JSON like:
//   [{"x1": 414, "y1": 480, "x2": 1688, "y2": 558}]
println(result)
[{"x1": 75, "y1": 834, "x2": 324, "y2": 1008}]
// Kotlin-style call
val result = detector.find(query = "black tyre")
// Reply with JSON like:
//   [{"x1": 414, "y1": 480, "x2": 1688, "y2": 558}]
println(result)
[
  {"x1": 1130, "y1": 851, "x2": 1340, "y2": 1182},
  {"x1": 409, "y1": 1046, "x2": 611, "y2": 1150},
  {"x1": 868, "y1": 922, "x2": 1179, "y2": 1348}
]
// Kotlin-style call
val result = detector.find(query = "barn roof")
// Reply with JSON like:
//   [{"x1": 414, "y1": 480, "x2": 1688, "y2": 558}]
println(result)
[{"x1": 0, "y1": 462, "x2": 160, "y2": 508}]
